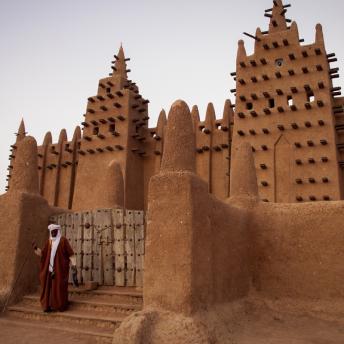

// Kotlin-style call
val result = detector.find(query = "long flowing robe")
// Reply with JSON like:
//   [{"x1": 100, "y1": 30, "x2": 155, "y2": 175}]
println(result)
[{"x1": 39, "y1": 236, "x2": 74, "y2": 311}]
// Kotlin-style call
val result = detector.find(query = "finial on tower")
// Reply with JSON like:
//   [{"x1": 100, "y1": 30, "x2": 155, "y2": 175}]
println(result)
[
  {"x1": 16, "y1": 118, "x2": 26, "y2": 143},
  {"x1": 58, "y1": 129, "x2": 67, "y2": 143},
  {"x1": 156, "y1": 109, "x2": 167, "y2": 140},
  {"x1": 111, "y1": 44, "x2": 129, "y2": 79},
  {"x1": 236, "y1": 40, "x2": 247, "y2": 65},
  {"x1": 265, "y1": 0, "x2": 289, "y2": 33},
  {"x1": 9, "y1": 136, "x2": 39, "y2": 194},
  {"x1": 161, "y1": 100, "x2": 196, "y2": 173},
  {"x1": 157, "y1": 109, "x2": 167, "y2": 129},
  {"x1": 72, "y1": 126, "x2": 81, "y2": 143},
  {"x1": 205, "y1": 103, "x2": 216, "y2": 130},
  {"x1": 191, "y1": 105, "x2": 200, "y2": 131},
  {"x1": 222, "y1": 99, "x2": 233, "y2": 128},
  {"x1": 315, "y1": 23, "x2": 324, "y2": 45},
  {"x1": 43, "y1": 131, "x2": 52, "y2": 146}
]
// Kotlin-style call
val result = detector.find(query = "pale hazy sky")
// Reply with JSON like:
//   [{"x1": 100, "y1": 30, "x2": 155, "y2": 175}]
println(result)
[{"x1": 1, "y1": 0, "x2": 344, "y2": 193}]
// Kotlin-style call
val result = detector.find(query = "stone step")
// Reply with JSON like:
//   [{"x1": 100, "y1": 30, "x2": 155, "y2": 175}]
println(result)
[
  {"x1": 7, "y1": 304, "x2": 125, "y2": 330},
  {"x1": 0, "y1": 316, "x2": 113, "y2": 344},
  {"x1": 68, "y1": 286, "x2": 143, "y2": 305},
  {"x1": 22, "y1": 294, "x2": 142, "y2": 315}
]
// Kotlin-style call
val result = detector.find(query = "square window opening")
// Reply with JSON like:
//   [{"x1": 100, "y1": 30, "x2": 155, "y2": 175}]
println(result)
[{"x1": 307, "y1": 90, "x2": 315, "y2": 102}]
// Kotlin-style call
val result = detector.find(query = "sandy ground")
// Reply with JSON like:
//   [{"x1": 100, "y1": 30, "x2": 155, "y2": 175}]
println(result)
[
  {"x1": 1, "y1": 296, "x2": 344, "y2": 344},
  {"x1": 229, "y1": 309, "x2": 344, "y2": 344},
  {"x1": 0, "y1": 319, "x2": 96, "y2": 344}
]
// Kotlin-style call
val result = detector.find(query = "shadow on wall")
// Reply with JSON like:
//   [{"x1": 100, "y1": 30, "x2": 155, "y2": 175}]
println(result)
[{"x1": 0, "y1": 136, "x2": 66, "y2": 310}]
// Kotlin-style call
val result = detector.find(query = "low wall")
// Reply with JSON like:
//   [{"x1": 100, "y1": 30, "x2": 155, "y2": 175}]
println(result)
[
  {"x1": 251, "y1": 201, "x2": 344, "y2": 300},
  {"x1": 144, "y1": 172, "x2": 252, "y2": 314}
]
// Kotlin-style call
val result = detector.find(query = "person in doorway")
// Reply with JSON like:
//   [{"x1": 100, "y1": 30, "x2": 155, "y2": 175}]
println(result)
[{"x1": 32, "y1": 224, "x2": 77, "y2": 312}]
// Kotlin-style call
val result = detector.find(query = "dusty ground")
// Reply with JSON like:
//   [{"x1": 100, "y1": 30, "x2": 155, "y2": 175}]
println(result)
[
  {"x1": 0, "y1": 318, "x2": 95, "y2": 344},
  {"x1": 202, "y1": 296, "x2": 344, "y2": 344},
  {"x1": 227, "y1": 307, "x2": 344, "y2": 344},
  {"x1": 1, "y1": 296, "x2": 343, "y2": 344}
]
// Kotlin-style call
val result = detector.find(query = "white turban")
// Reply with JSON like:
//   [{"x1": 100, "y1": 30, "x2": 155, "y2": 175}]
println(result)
[{"x1": 48, "y1": 224, "x2": 62, "y2": 272}]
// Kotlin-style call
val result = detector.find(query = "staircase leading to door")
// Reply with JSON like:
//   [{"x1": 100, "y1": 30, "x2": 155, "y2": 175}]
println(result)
[{"x1": 0, "y1": 286, "x2": 143, "y2": 343}]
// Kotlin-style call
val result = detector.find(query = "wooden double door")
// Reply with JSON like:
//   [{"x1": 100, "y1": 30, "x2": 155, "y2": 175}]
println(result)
[{"x1": 50, "y1": 208, "x2": 144, "y2": 287}]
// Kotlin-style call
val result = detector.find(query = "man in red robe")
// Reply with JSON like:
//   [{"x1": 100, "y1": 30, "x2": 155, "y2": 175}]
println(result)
[{"x1": 33, "y1": 224, "x2": 76, "y2": 312}]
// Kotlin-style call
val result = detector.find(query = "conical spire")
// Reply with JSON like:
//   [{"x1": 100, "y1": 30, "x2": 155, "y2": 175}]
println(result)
[
  {"x1": 236, "y1": 40, "x2": 247, "y2": 65},
  {"x1": 191, "y1": 105, "x2": 200, "y2": 131},
  {"x1": 112, "y1": 44, "x2": 128, "y2": 79},
  {"x1": 156, "y1": 109, "x2": 167, "y2": 136},
  {"x1": 290, "y1": 21, "x2": 299, "y2": 39},
  {"x1": 9, "y1": 136, "x2": 39, "y2": 194},
  {"x1": 222, "y1": 99, "x2": 233, "y2": 129},
  {"x1": 72, "y1": 126, "x2": 81, "y2": 143},
  {"x1": 161, "y1": 100, "x2": 195, "y2": 173},
  {"x1": 268, "y1": 0, "x2": 287, "y2": 33},
  {"x1": 58, "y1": 128, "x2": 67, "y2": 144},
  {"x1": 254, "y1": 27, "x2": 263, "y2": 51},
  {"x1": 43, "y1": 131, "x2": 52, "y2": 146},
  {"x1": 157, "y1": 109, "x2": 167, "y2": 128},
  {"x1": 315, "y1": 23, "x2": 324, "y2": 45},
  {"x1": 205, "y1": 103, "x2": 216, "y2": 130},
  {"x1": 16, "y1": 118, "x2": 26, "y2": 143}
]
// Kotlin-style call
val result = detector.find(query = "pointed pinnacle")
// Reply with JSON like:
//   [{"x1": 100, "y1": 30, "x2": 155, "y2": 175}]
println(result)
[
  {"x1": 16, "y1": 118, "x2": 26, "y2": 142},
  {"x1": 268, "y1": 0, "x2": 287, "y2": 33},
  {"x1": 112, "y1": 44, "x2": 128, "y2": 79}
]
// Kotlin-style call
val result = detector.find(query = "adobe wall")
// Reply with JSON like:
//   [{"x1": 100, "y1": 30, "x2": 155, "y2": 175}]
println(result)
[
  {"x1": 250, "y1": 200, "x2": 344, "y2": 300},
  {"x1": 0, "y1": 192, "x2": 57, "y2": 309},
  {"x1": 144, "y1": 101, "x2": 251, "y2": 315},
  {"x1": 0, "y1": 136, "x2": 65, "y2": 309}
]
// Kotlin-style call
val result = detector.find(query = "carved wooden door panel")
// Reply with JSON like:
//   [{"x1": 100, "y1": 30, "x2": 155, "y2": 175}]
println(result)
[{"x1": 50, "y1": 208, "x2": 145, "y2": 287}]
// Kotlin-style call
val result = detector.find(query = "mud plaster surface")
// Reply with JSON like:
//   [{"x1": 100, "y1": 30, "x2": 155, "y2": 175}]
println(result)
[{"x1": 113, "y1": 296, "x2": 344, "y2": 344}]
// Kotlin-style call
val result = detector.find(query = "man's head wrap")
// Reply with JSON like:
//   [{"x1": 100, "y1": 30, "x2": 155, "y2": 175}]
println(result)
[
  {"x1": 48, "y1": 224, "x2": 62, "y2": 272},
  {"x1": 48, "y1": 224, "x2": 61, "y2": 241}
]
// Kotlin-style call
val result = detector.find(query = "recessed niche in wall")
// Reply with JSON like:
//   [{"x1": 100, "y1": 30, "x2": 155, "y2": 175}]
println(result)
[{"x1": 93, "y1": 127, "x2": 99, "y2": 135}]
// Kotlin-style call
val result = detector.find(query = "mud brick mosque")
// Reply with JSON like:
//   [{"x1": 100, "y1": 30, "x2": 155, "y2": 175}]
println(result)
[
  {"x1": 6, "y1": 1, "x2": 344, "y2": 207},
  {"x1": 1, "y1": 1, "x2": 344, "y2": 343}
]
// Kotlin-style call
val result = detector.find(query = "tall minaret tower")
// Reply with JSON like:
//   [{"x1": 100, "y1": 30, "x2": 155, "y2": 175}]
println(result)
[
  {"x1": 231, "y1": 0, "x2": 343, "y2": 203},
  {"x1": 6, "y1": 119, "x2": 27, "y2": 192},
  {"x1": 72, "y1": 45, "x2": 149, "y2": 210}
]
